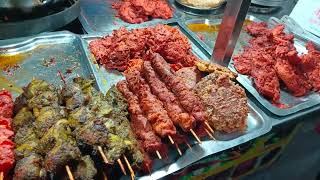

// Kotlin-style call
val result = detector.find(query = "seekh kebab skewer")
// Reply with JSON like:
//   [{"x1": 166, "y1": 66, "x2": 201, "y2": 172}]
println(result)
[
  {"x1": 124, "y1": 63, "x2": 177, "y2": 138},
  {"x1": 150, "y1": 53, "x2": 212, "y2": 138},
  {"x1": 142, "y1": 61, "x2": 196, "y2": 132},
  {"x1": 117, "y1": 80, "x2": 166, "y2": 159}
]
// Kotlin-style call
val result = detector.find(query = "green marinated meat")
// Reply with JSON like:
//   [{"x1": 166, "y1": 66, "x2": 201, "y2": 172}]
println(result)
[
  {"x1": 12, "y1": 107, "x2": 34, "y2": 132},
  {"x1": 74, "y1": 155, "x2": 97, "y2": 180},
  {"x1": 13, "y1": 153, "x2": 47, "y2": 180},
  {"x1": 34, "y1": 106, "x2": 66, "y2": 137}
]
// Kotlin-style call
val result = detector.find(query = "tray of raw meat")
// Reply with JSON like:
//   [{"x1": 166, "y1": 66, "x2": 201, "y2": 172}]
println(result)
[{"x1": 229, "y1": 21, "x2": 320, "y2": 116}]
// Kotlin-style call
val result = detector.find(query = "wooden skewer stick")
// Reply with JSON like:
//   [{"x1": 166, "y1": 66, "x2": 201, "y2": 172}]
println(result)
[
  {"x1": 205, "y1": 128, "x2": 216, "y2": 140},
  {"x1": 168, "y1": 135, "x2": 174, "y2": 144},
  {"x1": 204, "y1": 122, "x2": 214, "y2": 134},
  {"x1": 0, "y1": 171, "x2": 3, "y2": 180},
  {"x1": 66, "y1": 165, "x2": 75, "y2": 180},
  {"x1": 190, "y1": 129, "x2": 202, "y2": 144},
  {"x1": 103, "y1": 172, "x2": 108, "y2": 180},
  {"x1": 117, "y1": 159, "x2": 127, "y2": 175},
  {"x1": 185, "y1": 140, "x2": 192, "y2": 149},
  {"x1": 98, "y1": 146, "x2": 109, "y2": 164},
  {"x1": 156, "y1": 150, "x2": 162, "y2": 159},
  {"x1": 175, "y1": 144, "x2": 182, "y2": 156},
  {"x1": 124, "y1": 156, "x2": 135, "y2": 178}
]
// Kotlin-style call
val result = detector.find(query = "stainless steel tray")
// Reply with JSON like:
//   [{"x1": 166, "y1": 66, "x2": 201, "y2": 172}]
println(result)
[
  {"x1": 0, "y1": 31, "x2": 97, "y2": 98},
  {"x1": 80, "y1": 21, "x2": 272, "y2": 179},
  {"x1": 79, "y1": 0, "x2": 181, "y2": 33},
  {"x1": 180, "y1": 16, "x2": 320, "y2": 117}
]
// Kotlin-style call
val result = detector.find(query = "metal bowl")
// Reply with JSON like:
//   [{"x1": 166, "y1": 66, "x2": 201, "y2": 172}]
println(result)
[{"x1": 175, "y1": 0, "x2": 226, "y2": 10}]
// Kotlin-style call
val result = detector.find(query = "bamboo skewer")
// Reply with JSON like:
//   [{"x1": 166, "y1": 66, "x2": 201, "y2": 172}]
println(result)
[
  {"x1": 98, "y1": 146, "x2": 109, "y2": 164},
  {"x1": 168, "y1": 135, "x2": 174, "y2": 144},
  {"x1": 204, "y1": 122, "x2": 214, "y2": 134},
  {"x1": 117, "y1": 159, "x2": 127, "y2": 175},
  {"x1": 156, "y1": 150, "x2": 162, "y2": 159},
  {"x1": 185, "y1": 140, "x2": 192, "y2": 149},
  {"x1": 103, "y1": 172, "x2": 108, "y2": 180},
  {"x1": 124, "y1": 156, "x2": 135, "y2": 179},
  {"x1": 0, "y1": 171, "x2": 3, "y2": 180},
  {"x1": 190, "y1": 129, "x2": 202, "y2": 144},
  {"x1": 175, "y1": 144, "x2": 182, "y2": 156},
  {"x1": 66, "y1": 165, "x2": 75, "y2": 180},
  {"x1": 205, "y1": 129, "x2": 216, "y2": 140}
]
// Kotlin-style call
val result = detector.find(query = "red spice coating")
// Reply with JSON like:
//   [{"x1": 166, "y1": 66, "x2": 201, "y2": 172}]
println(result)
[
  {"x1": 112, "y1": 0, "x2": 173, "y2": 24},
  {"x1": 89, "y1": 24, "x2": 198, "y2": 72}
]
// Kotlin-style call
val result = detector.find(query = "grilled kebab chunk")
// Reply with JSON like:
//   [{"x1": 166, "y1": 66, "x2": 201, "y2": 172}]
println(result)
[
  {"x1": 194, "y1": 73, "x2": 249, "y2": 133},
  {"x1": 74, "y1": 155, "x2": 97, "y2": 180},
  {"x1": 13, "y1": 153, "x2": 47, "y2": 180}
]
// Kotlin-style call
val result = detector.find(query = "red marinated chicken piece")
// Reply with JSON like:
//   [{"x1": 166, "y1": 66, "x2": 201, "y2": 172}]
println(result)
[
  {"x1": 275, "y1": 58, "x2": 311, "y2": 96},
  {"x1": 299, "y1": 42, "x2": 320, "y2": 91}
]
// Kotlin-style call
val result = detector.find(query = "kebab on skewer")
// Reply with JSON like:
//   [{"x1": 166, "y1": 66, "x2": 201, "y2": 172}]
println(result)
[
  {"x1": 62, "y1": 78, "x2": 149, "y2": 175},
  {"x1": 124, "y1": 62, "x2": 177, "y2": 139},
  {"x1": 150, "y1": 53, "x2": 212, "y2": 141},
  {"x1": 142, "y1": 61, "x2": 196, "y2": 132},
  {"x1": 0, "y1": 90, "x2": 15, "y2": 179},
  {"x1": 12, "y1": 79, "x2": 97, "y2": 180},
  {"x1": 116, "y1": 80, "x2": 167, "y2": 160}
]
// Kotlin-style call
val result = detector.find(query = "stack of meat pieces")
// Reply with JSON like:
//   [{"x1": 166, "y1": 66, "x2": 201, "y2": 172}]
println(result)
[
  {"x1": 233, "y1": 22, "x2": 320, "y2": 103},
  {"x1": 0, "y1": 90, "x2": 15, "y2": 177},
  {"x1": 89, "y1": 24, "x2": 198, "y2": 72},
  {"x1": 112, "y1": 0, "x2": 173, "y2": 24}
]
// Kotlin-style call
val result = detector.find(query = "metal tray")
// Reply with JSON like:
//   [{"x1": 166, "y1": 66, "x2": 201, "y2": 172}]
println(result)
[
  {"x1": 79, "y1": 0, "x2": 182, "y2": 33},
  {"x1": 181, "y1": 16, "x2": 320, "y2": 116},
  {"x1": 80, "y1": 21, "x2": 272, "y2": 179},
  {"x1": 0, "y1": 31, "x2": 98, "y2": 98}
]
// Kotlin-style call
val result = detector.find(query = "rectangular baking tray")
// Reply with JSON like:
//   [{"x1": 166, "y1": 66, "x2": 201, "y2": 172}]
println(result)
[
  {"x1": 80, "y1": 21, "x2": 272, "y2": 179},
  {"x1": 179, "y1": 15, "x2": 320, "y2": 116},
  {"x1": 79, "y1": 0, "x2": 182, "y2": 33},
  {"x1": 0, "y1": 31, "x2": 99, "y2": 99}
]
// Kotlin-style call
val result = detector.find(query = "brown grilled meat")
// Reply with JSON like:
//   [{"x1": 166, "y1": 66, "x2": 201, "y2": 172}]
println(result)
[{"x1": 194, "y1": 73, "x2": 248, "y2": 133}]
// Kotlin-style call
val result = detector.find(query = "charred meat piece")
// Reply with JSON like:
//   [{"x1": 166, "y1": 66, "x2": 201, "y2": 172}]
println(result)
[
  {"x1": 42, "y1": 119, "x2": 82, "y2": 173},
  {"x1": 74, "y1": 155, "x2": 97, "y2": 180},
  {"x1": 12, "y1": 107, "x2": 34, "y2": 132},
  {"x1": 33, "y1": 106, "x2": 67, "y2": 137},
  {"x1": 125, "y1": 63, "x2": 177, "y2": 137},
  {"x1": 143, "y1": 61, "x2": 196, "y2": 131},
  {"x1": 151, "y1": 53, "x2": 208, "y2": 122},
  {"x1": 194, "y1": 73, "x2": 249, "y2": 133},
  {"x1": 13, "y1": 153, "x2": 47, "y2": 180},
  {"x1": 75, "y1": 118, "x2": 109, "y2": 148}
]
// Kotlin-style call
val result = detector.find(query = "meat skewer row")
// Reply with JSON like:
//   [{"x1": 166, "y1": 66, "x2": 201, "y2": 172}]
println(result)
[
  {"x1": 124, "y1": 63, "x2": 186, "y2": 153},
  {"x1": 142, "y1": 61, "x2": 196, "y2": 132},
  {"x1": 12, "y1": 80, "x2": 98, "y2": 179},
  {"x1": 0, "y1": 90, "x2": 15, "y2": 179},
  {"x1": 142, "y1": 61, "x2": 204, "y2": 143},
  {"x1": 124, "y1": 63, "x2": 177, "y2": 138},
  {"x1": 117, "y1": 80, "x2": 166, "y2": 158},
  {"x1": 65, "y1": 79, "x2": 147, "y2": 176},
  {"x1": 150, "y1": 53, "x2": 213, "y2": 140}
]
